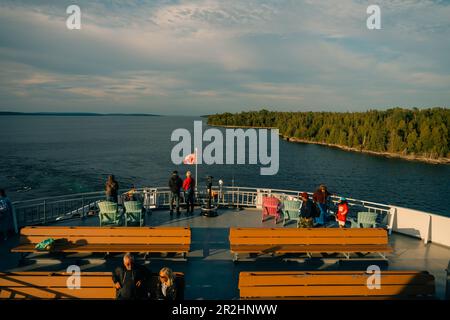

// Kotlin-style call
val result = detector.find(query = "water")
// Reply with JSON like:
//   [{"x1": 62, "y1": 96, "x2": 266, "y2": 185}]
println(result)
[{"x1": 0, "y1": 115, "x2": 449, "y2": 216}]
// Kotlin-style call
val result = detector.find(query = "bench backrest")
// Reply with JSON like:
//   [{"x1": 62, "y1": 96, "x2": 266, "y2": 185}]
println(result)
[
  {"x1": 229, "y1": 228, "x2": 389, "y2": 246},
  {"x1": 18, "y1": 226, "x2": 191, "y2": 245},
  {"x1": 239, "y1": 271, "x2": 435, "y2": 299},
  {"x1": 0, "y1": 272, "x2": 185, "y2": 299}
]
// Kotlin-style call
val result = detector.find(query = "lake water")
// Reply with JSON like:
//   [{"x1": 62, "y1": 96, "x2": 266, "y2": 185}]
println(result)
[{"x1": 0, "y1": 115, "x2": 449, "y2": 217}]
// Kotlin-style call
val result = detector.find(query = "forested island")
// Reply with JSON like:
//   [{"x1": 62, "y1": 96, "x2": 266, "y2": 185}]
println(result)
[{"x1": 207, "y1": 108, "x2": 450, "y2": 164}]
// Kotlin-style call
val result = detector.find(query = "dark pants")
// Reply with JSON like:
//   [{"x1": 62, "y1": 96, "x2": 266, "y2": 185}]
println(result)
[
  {"x1": 185, "y1": 191, "x2": 195, "y2": 214},
  {"x1": 169, "y1": 192, "x2": 180, "y2": 213}
]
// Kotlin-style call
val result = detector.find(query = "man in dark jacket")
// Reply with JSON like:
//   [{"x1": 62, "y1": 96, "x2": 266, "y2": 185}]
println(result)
[
  {"x1": 168, "y1": 171, "x2": 183, "y2": 215},
  {"x1": 112, "y1": 253, "x2": 150, "y2": 300}
]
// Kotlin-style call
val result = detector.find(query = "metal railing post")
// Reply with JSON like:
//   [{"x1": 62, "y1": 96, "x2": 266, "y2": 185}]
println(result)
[
  {"x1": 81, "y1": 196, "x2": 85, "y2": 219},
  {"x1": 43, "y1": 200, "x2": 46, "y2": 224}
]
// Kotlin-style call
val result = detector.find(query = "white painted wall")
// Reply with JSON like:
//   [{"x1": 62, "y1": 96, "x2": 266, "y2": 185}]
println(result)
[{"x1": 391, "y1": 205, "x2": 450, "y2": 247}]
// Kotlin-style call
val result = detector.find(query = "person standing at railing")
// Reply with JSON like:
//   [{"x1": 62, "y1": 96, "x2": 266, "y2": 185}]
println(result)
[
  {"x1": 169, "y1": 170, "x2": 183, "y2": 216},
  {"x1": 0, "y1": 189, "x2": 13, "y2": 241},
  {"x1": 312, "y1": 184, "x2": 333, "y2": 227},
  {"x1": 335, "y1": 197, "x2": 349, "y2": 228},
  {"x1": 182, "y1": 171, "x2": 196, "y2": 216},
  {"x1": 105, "y1": 175, "x2": 119, "y2": 203}
]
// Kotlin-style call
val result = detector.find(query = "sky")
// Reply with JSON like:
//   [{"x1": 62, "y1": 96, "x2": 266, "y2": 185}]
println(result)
[{"x1": 0, "y1": 0, "x2": 449, "y2": 115}]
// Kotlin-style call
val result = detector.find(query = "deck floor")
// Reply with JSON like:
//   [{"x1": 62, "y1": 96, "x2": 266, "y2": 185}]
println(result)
[{"x1": 1, "y1": 207, "x2": 449, "y2": 299}]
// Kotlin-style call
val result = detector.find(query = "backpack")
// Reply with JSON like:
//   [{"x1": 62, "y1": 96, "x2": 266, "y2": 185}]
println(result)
[{"x1": 35, "y1": 238, "x2": 55, "y2": 251}]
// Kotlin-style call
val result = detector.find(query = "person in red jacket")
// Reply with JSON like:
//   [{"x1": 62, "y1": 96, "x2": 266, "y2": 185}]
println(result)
[
  {"x1": 336, "y1": 197, "x2": 349, "y2": 228},
  {"x1": 182, "y1": 171, "x2": 196, "y2": 215}
]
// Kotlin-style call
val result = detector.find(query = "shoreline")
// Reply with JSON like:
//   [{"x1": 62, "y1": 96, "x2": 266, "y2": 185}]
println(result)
[{"x1": 208, "y1": 123, "x2": 450, "y2": 165}]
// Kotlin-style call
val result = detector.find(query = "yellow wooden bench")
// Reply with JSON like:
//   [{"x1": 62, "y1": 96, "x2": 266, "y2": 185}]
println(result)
[
  {"x1": 12, "y1": 226, "x2": 191, "y2": 258},
  {"x1": 0, "y1": 271, "x2": 184, "y2": 299},
  {"x1": 229, "y1": 227, "x2": 392, "y2": 261},
  {"x1": 239, "y1": 271, "x2": 435, "y2": 299}
]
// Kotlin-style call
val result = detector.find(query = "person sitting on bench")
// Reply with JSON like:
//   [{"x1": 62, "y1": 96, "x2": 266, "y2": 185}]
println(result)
[
  {"x1": 156, "y1": 267, "x2": 177, "y2": 300},
  {"x1": 112, "y1": 252, "x2": 150, "y2": 300}
]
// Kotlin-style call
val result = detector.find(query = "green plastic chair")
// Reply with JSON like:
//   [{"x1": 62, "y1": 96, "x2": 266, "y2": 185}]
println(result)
[
  {"x1": 281, "y1": 200, "x2": 302, "y2": 226},
  {"x1": 124, "y1": 201, "x2": 144, "y2": 227},
  {"x1": 351, "y1": 211, "x2": 378, "y2": 228},
  {"x1": 98, "y1": 201, "x2": 122, "y2": 226}
]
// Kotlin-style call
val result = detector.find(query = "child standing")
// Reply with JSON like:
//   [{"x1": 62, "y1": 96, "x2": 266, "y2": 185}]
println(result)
[{"x1": 336, "y1": 197, "x2": 349, "y2": 228}]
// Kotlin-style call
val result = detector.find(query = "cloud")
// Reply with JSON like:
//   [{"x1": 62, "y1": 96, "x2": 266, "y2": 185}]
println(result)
[{"x1": 0, "y1": 0, "x2": 449, "y2": 114}]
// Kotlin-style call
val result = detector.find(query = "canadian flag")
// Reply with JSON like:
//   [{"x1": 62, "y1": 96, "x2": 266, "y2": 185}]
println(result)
[{"x1": 183, "y1": 152, "x2": 197, "y2": 165}]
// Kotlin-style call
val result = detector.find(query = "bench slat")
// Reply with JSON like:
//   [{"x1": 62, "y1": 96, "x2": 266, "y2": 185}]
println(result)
[
  {"x1": 240, "y1": 285, "x2": 435, "y2": 298},
  {"x1": 231, "y1": 244, "x2": 393, "y2": 253},
  {"x1": 230, "y1": 237, "x2": 388, "y2": 245},
  {"x1": 239, "y1": 273, "x2": 434, "y2": 286},
  {"x1": 12, "y1": 244, "x2": 190, "y2": 253},
  {"x1": 230, "y1": 228, "x2": 387, "y2": 237},
  {"x1": 20, "y1": 226, "x2": 190, "y2": 237},
  {"x1": 0, "y1": 287, "x2": 116, "y2": 299},
  {"x1": 20, "y1": 236, "x2": 191, "y2": 245}
]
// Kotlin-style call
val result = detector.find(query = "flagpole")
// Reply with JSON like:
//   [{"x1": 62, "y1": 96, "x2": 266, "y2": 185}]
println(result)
[{"x1": 195, "y1": 147, "x2": 198, "y2": 191}]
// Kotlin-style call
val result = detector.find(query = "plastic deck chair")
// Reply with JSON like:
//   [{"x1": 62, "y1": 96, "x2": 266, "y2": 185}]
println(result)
[
  {"x1": 124, "y1": 201, "x2": 144, "y2": 227},
  {"x1": 262, "y1": 196, "x2": 281, "y2": 223},
  {"x1": 351, "y1": 211, "x2": 378, "y2": 228},
  {"x1": 98, "y1": 201, "x2": 122, "y2": 226},
  {"x1": 281, "y1": 200, "x2": 302, "y2": 226}
]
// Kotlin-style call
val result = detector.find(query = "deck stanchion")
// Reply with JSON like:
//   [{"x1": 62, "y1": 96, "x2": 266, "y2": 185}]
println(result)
[{"x1": 43, "y1": 200, "x2": 46, "y2": 224}]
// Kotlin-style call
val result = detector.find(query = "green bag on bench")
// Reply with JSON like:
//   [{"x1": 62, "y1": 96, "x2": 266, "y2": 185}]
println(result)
[{"x1": 35, "y1": 238, "x2": 55, "y2": 251}]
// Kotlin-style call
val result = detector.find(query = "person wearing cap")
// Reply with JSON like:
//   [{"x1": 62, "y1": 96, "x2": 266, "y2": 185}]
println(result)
[
  {"x1": 336, "y1": 197, "x2": 349, "y2": 228},
  {"x1": 298, "y1": 192, "x2": 314, "y2": 228}
]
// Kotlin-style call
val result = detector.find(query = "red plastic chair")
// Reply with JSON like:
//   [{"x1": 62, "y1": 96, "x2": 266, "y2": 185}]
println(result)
[{"x1": 262, "y1": 196, "x2": 281, "y2": 223}]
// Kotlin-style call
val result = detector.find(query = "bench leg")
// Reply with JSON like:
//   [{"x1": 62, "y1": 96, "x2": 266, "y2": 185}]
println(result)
[
  {"x1": 344, "y1": 252, "x2": 350, "y2": 260},
  {"x1": 233, "y1": 252, "x2": 239, "y2": 263}
]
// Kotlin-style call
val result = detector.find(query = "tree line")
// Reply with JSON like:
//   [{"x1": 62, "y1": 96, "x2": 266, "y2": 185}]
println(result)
[{"x1": 207, "y1": 108, "x2": 450, "y2": 159}]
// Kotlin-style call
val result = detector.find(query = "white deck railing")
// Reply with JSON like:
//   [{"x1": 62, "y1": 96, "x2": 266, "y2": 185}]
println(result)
[{"x1": 11, "y1": 185, "x2": 450, "y2": 247}]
